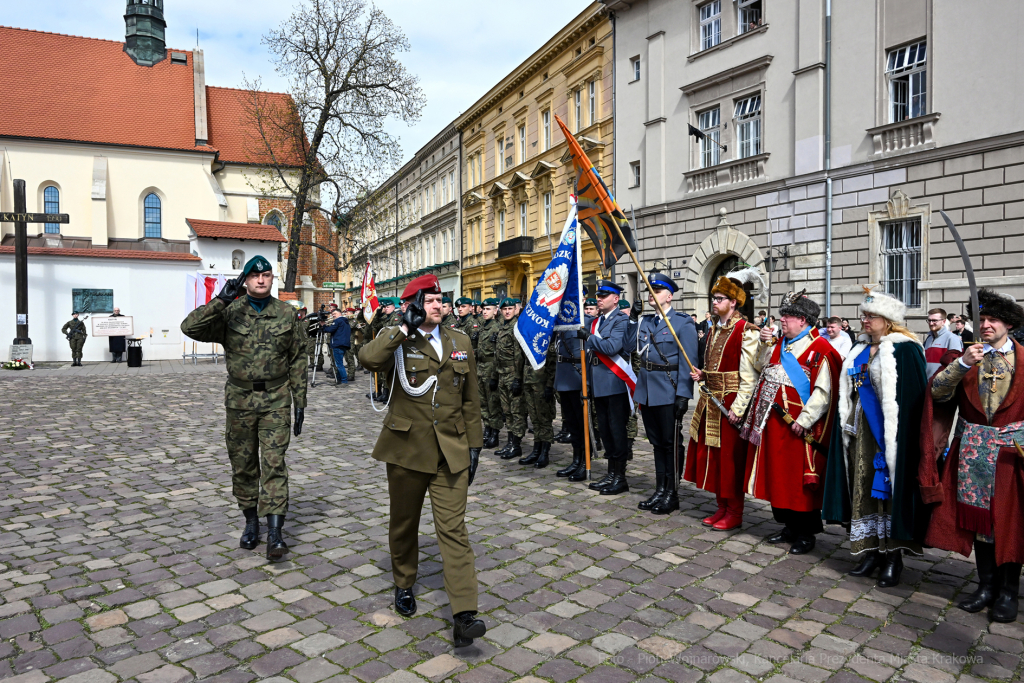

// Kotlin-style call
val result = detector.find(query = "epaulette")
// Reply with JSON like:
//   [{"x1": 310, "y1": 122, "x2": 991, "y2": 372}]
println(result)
[{"x1": 448, "y1": 326, "x2": 468, "y2": 336}]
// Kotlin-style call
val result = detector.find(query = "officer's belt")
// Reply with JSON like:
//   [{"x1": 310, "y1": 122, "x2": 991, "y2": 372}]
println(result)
[
  {"x1": 557, "y1": 355, "x2": 581, "y2": 364},
  {"x1": 641, "y1": 360, "x2": 677, "y2": 372},
  {"x1": 229, "y1": 375, "x2": 289, "y2": 392}
]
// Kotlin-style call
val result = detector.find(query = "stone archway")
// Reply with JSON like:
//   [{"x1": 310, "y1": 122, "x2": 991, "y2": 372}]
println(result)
[{"x1": 682, "y1": 209, "x2": 765, "y2": 318}]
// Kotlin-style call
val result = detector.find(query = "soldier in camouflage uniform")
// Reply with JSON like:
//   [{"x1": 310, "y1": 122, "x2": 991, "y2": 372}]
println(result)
[
  {"x1": 495, "y1": 298, "x2": 526, "y2": 459},
  {"x1": 455, "y1": 297, "x2": 482, "y2": 349},
  {"x1": 441, "y1": 296, "x2": 459, "y2": 330},
  {"x1": 520, "y1": 343, "x2": 557, "y2": 468},
  {"x1": 476, "y1": 299, "x2": 503, "y2": 448},
  {"x1": 368, "y1": 299, "x2": 396, "y2": 400},
  {"x1": 61, "y1": 312, "x2": 88, "y2": 366},
  {"x1": 180, "y1": 256, "x2": 306, "y2": 560},
  {"x1": 343, "y1": 309, "x2": 359, "y2": 380},
  {"x1": 351, "y1": 310, "x2": 368, "y2": 376}
]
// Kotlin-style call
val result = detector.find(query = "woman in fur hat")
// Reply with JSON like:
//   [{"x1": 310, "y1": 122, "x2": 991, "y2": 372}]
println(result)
[{"x1": 822, "y1": 289, "x2": 928, "y2": 587}]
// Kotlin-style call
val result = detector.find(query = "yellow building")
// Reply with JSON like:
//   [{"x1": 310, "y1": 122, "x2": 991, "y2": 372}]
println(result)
[{"x1": 457, "y1": 3, "x2": 612, "y2": 302}]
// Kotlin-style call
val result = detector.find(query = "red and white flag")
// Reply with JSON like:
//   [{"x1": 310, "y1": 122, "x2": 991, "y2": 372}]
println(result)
[
  {"x1": 591, "y1": 316, "x2": 638, "y2": 410},
  {"x1": 361, "y1": 260, "x2": 379, "y2": 324}
]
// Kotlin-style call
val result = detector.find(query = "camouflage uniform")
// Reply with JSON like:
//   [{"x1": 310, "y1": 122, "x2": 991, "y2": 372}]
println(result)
[
  {"x1": 61, "y1": 317, "x2": 87, "y2": 363},
  {"x1": 476, "y1": 317, "x2": 503, "y2": 430},
  {"x1": 442, "y1": 312, "x2": 459, "y2": 330},
  {"x1": 370, "y1": 307, "x2": 396, "y2": 394},
  {"x1": 456, "y1": 314, "x2": 482, "y2": 351},
  {"x1": 523, "y1": 346, "x2": 557, "y2": 442},
  {"x1": 495, "y1": 316, "x2": 527, "y2": 438},
  {"x1": 181, "y1": 295, "x2": 307, "y2": 516}
]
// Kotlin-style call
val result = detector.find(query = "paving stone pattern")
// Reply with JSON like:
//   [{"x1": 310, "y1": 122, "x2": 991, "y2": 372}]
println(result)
[{"x1": 1, "y1": 369, "x2": 1022, "y2": 683}]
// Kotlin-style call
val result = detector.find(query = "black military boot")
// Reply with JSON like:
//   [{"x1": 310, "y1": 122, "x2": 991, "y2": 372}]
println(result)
[
  {"x1": 588, "y1": 461, "x2": 616, "y2": 490},
  {"x1": 557, "y1": 444, "x2": 583, "y2": 477},
  {"x1": 452, "y1": 611, "x2": 486, "y2": 648},
  {"x1": 848, "y1": 550, "x2": 882, "y2": 577},
  {"x1": 534, "y1": 442, "x2": 551, "y2": 469},
  {"x1": 651, "y1": 480, "x2": 679, "y2": 515},
  {"x1": 495, "y1": 433, "x2": 513, "y2": 457},
  {"x1": 601, "y1": 459, "x2": 629, "y2": 496},
  {"x1": 239, "y1": 508, "x2": 260, "y2": 550},
  {"x1": 555, "y1": 429, "x2": 573, "y2": 444},
  {"x1": 482, "y1": 427, "x2": 496, "y2": 449},
  {"x1": 638, "y1": 474, "x2": 665, "y2": 511},
  {"x1": 504, "y1": 434, "x2": 523, "y2": 460},
  {"x1": 519, "y1": 440, "x2": 542, "y2": 465},
  {"x1": 553, "y1": 427, "x2": 569, "y2": 442},
  {"x1": 877, "y1": 550, "x2": 903, "y2": 588},
  {"x1": 487, "y1": 427, "x2": 501, "y2": 449},
  {"x1": 265, "y1": 515, "x2": 289, "y2": 560},
  {"x1": 959, "y1": 541, "x2": 998, "y2": 613},
  {"x1": 627, "y1": 440, "x2": 634, "y2": 461},
  {"x1": 992, "y1": 563, "x2": 1021, "y2": 623}
]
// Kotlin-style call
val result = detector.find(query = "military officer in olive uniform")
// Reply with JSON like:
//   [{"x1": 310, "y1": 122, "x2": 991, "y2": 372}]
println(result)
[
  {"x1": 455, "y1": 297, "x2": 482, "y2": 350},
  {"x1": 358, "y1": 274, "x2": 486, "y2": 649},
  {"x1": 476, "y1": 299, "x2": 503, "y2": 448},
  {"x1": 62, "y1": 312, "x2": 88, "y2": 366},
  {"x1": 495, "y1": 298, "x2": 527, "y2": 459},
  {"x1": 181, "y1": 256, "x2": 306, "y2": 560}
]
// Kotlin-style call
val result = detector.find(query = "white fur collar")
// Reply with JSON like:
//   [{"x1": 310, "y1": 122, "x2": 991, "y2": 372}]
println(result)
[{"x1": 837, "y1": 333, "x2": 920, "y2": 493}]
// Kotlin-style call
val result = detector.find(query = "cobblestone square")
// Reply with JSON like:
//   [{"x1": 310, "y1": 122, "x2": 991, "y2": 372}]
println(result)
[{"x1": 1, "y1": 367, "x2": 1021, "y2": 683}]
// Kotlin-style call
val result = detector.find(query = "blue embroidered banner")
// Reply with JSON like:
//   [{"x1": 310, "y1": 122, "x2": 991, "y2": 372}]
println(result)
[{"x1": 515, "y1": 198, "x2": 583, "y2": 371}]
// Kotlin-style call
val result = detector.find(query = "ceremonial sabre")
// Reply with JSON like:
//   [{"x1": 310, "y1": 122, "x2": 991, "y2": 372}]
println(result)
[{"x1": 939, "y1": 210, "x2": 981, "y2": 337}]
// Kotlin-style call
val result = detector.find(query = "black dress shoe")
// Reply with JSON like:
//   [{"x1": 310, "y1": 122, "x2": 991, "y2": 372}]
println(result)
[
  {"x1": 766, "y1": 528, "x2": 794, "y2": 544},
  {"x1": 265, "y1": 514, "x2": 289, "y2": 560},
  {"x1": 789, "y1": 535, "x2": 816, "y2": 555},
  {"x1": 877, "y1": 550, "x2": 903, "y2": 588},
  {"x1": 239, "y1": 508, "x2": 260, "y2": 550},
  {"x1": 848, "y1": 550, "x2": 881, "y2": 577},
  {"x1": 394, "y1": 587, "x2": 416, "y2": 617},
  {"x1": 452, "y1": 611, "x2": 486, "y2": 647}
]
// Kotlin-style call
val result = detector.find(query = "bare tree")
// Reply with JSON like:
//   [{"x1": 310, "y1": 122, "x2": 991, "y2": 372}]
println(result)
[{"x1": 242, "y1": 0, "x2": 425, "y2": 292}]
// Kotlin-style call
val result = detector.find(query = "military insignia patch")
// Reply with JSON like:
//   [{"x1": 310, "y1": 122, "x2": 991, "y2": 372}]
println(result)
[{"x1": 450, "y1": 350, "x2": 468, "y2": 361}]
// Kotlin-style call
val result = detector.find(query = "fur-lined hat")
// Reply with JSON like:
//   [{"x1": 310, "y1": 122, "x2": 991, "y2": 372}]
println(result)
[
  {"x1": 968, "y1": 288, "x2": 1024, "y2": 330},
  {"x1": 859, "y1": 286, "x2": 906, "y2": 324},
  {"x1": 711, "y1": 276, "x2": 747, "y2": 307},
  {"x1": 778, "y1": 289, "x2": 821, "y2": 323}
]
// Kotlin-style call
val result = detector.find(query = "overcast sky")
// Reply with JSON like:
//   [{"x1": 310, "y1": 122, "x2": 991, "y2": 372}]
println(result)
[{"x1": 7, "y1": 0, "x2": 591, "y2": 170}]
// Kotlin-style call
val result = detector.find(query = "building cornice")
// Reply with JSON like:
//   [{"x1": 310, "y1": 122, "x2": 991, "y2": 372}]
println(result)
[{"x1": 680, "y1": 55, "x2": 774, "y2": 96}]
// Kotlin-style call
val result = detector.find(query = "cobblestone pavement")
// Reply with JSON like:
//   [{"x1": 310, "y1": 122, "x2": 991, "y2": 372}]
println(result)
[{"x1": 1, "y1": 369, "x2": 1021, "y2": 683}]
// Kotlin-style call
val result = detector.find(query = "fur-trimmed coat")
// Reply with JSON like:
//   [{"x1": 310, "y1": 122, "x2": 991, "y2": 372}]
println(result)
[{"x1": 822, "y1": 333, "x2": 930, "y2": 543}]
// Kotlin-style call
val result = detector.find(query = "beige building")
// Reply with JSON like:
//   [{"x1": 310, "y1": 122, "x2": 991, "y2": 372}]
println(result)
[
  {"x1": 605, "y1": 0, "x2": 1024, "y2": 330},
  {"x1": 456, "y1": 3, "x2": 612, "y2": 302}
]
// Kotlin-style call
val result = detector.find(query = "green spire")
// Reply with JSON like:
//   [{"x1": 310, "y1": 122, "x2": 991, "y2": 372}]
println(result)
[{"x1": 124, "y1": 0, "x2": 167, "y2": 66}]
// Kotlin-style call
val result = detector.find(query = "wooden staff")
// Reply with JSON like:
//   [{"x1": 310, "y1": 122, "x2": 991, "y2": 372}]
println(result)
[{"x1": 580, "y1": 344, "x2": 591, "y2": 479}]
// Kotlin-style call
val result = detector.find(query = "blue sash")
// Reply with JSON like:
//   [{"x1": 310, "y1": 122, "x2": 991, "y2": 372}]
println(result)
[
  {"x1": 849, "y1": 346, "x2": 891, "y2": 500},
  {"x1": 780, "y1": 327, "x2": 812, "y2": 404}
]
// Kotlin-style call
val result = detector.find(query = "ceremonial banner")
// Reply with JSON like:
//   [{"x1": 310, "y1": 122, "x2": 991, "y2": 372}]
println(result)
[
  {"x1": 361, "y1": 260, "x2": 379, "y2": 324},
  {"x1": 554, "y1": 114, "x2": 636, "y2": 270},
  {"x1": 514, "y1": 198, "x2": 583, "y2": 371}
]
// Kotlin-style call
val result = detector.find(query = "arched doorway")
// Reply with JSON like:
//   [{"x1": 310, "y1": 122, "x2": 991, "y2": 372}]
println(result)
[{"x1": 709, "y1": 256, "x2": 755, "y2": 322}]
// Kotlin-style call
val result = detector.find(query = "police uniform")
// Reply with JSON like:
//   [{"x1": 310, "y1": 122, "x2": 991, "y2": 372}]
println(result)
[
  {"x1": 624, "y1": 272, "x2": 698, "y2": 514},
  {"x1": 62, "y1": 314, "x2": 88, "y2": 366},
  {"x1": 180, "y1": 256, "x2": 306, "y2": 559},
  {"x1": 582, "y1": 297, "x2": 603, "y2": 452},
  {"x1": 619, "y1": 299, "x2": 640, "y2": 459},
  {"x1": 476, "y1": 298, "x2": 504, "y2": 447},
  {"x1": 358, "y1": 274, "x2": 486, "y2": 648}
]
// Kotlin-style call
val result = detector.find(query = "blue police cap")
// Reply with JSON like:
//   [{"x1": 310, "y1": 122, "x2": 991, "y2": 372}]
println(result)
[
  {"x1": 595, "y1": 279, "x2": 623, "y2": 296},
  {"x1": 648, "y1": 271, "x2": 678, "y2": 293}
]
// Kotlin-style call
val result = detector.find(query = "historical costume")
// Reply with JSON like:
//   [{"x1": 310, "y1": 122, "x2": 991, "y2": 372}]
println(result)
[
  {"x1": 685, "y1": 275, "x2": 760, "y2": 529},
  {"x1": 742, "y1": 291, "x2": 841, "y2": 554},
  {"x1": 920, "y1": 288, "x2": 1024, "y2": 623},
  {"x1": 822, "y1": 290, "x2": 928, "y2": 587}
]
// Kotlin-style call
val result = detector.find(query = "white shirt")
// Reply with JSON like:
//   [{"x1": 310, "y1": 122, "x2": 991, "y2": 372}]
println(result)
[
  {"x1": 957, "y1": 338, "x2": 1014, "y2": 368},
  {"x1": 417, "y1": 325, "x2": 443, "y2": 360},
  {"x1": 828, "y1": 332, "x2": 852, "y2": 359}
]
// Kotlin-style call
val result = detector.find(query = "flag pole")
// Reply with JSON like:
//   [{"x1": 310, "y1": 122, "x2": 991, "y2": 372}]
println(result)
[{"x1": 580, "y1": 344, "x2": 591, "y2": 479}]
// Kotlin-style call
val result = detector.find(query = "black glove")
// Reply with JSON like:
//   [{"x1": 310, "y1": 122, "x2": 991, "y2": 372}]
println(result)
[
  {"x1": 471, "y1": 332, "x2": 479, "y2": 342},
  {"x1": 543, "y1": 386, "x2": 554, "y2": 401},
  {"x1": 490, "y1": 332, "x2": 498, "y2": 343},
  {"x1": 402, "y1": 291, "x2": 426, "y2": 331},
  {"x1": 217, "y1": 276, "x2": 243, "y2": 304},
  {"x1": 511, "y1": 379, "x2": 523, "y2": 396},
  {"x1": 674, "y1": 397, "x2": 689, "y2": 421},
  {"x1": 468, "y1": 448, "x2": 480, "y2": 486},
  {"x1": 577, "y1": 329, "x2": 591, "y2": 341},
  {"x1": 293, "y1": 406, "x2": 305, "y2": 436},
  {"x1": 630, "y1": 298, "x2": 643, "y2": 322},
  {"x1": 488, "y1": 376, "x2": 498, "y2": 391}
]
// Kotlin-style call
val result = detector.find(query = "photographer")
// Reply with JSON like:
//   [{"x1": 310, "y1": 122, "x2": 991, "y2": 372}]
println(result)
[{"x1": 321, "y1": 309, "x2": 351, "y2": 385}]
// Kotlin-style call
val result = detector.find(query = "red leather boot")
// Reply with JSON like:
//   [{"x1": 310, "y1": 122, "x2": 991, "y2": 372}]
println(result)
[
  {"x1": 713, "y1": 497, "x2": 744, "y2": 531},
  {"x1": 702, "y1": 495, "x2": 726, "y2": 527}
]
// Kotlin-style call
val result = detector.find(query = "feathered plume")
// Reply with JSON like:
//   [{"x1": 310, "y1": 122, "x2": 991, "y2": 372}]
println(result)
[{"x1": 728, "y1": 266, "x2": 769, "y2": 302}]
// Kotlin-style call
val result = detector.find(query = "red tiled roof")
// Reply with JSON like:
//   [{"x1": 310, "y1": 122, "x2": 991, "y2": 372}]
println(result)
[
  {"x1": 186, "y1": 218, "x2": 288, "y2": 242},
  {"x1": 206, "y1": 86, "x2": 305, "y2": 167},
  {"x1": 0, "y1": 246, "x2": 200, "y2": 261},
  {"x1": 0, "y1": 27, "x2": 202, "y2": 152}
]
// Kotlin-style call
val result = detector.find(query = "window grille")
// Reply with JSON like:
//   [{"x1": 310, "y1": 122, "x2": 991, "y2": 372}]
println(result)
[
  {"x1": 144, "y1": 193, "x2": 162, "y2": 238},
  {"x1": 734, "y1": 95, "x2": 761, "y2": 159},
  {"x1": 887, "y1": 41, "x2": 927, "y2": 122},
  {"x1": 44, "y1": 186, "x2": 60, "y2": 234},
  {"x1": 700, "y1": 1, "x2": 722, "y2": 50},
  {"x1": 881, "y1": 218, "x2": 922, "y2": 307},
  {"x1": 698, "y1": 108, "x2": 721, "y2": 168}
]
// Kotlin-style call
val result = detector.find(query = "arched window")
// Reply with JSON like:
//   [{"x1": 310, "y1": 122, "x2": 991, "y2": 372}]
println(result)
[
  {"x1": 144, "y1": 194, "x2": 162, "y2": 238},
  {"x1": 44, "y1": 186, "x2": 60, "y2": 234},
  {"x1": 264, "y1": 211, "x2": 284, "y2": 232}
]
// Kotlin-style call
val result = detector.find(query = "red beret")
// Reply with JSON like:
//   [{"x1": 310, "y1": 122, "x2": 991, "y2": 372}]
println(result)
[{"x1": 401, "y1": 274, "x2": 442, "y2": 300}]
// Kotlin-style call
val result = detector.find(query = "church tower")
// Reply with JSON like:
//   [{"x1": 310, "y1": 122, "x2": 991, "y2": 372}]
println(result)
[{"x1": 124, "y1": 0, "x2": 167, "y2": 66}]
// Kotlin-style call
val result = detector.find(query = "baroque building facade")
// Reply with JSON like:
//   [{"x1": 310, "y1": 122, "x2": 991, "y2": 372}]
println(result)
[{"x1": 605, "y1": 0, "x2": 1024, "y2": 330}]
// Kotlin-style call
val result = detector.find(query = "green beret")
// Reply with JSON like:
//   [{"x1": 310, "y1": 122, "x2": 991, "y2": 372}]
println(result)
[
  {"x1": 240, "y1": 255, "x2": 273, "y2": 279},
  {"x1": 618, "y1": 300, "x2": 631, "y2": 310},
  {"x1": 472, "y1": 299, "x2": 481, "y2": 306},
  {"x1": 585, "y1": 298, "x2": 597, "y2": 306},
  {"x1": 442, "y1": 296, "x2": 453, "y2": 304},
  {"x1": 500, "y1": 297, "x2": 516, "y2": 308},
  {"x1": 382, "y1": 298, "x2": 396, "y2": 307},
  {"x1": 455, "y1": 297, "x2": 473, "y2": 306},
  {"x1": 513, "y1": 298, "x2": 521, "y2": 304},
  {"x1": 483, "y1": 298, "x2": 499, "y2": 306}
]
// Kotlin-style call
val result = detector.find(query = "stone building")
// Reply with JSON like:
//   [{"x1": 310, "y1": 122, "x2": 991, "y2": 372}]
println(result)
[
  {"x1": 604, "y1": 0, "x2": 1024, "y2": 330},
  {"x1": 456, "y1": 3, "x2": 612, "y2": 302}
]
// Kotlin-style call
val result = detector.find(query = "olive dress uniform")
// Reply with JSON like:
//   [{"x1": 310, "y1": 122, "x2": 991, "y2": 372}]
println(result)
[
  {"x1": 62, "y1": 316, "x2": 87, "y2": 365},
  {"x1": 359, "y1": 317, "x2": 483, "y2": 617}
]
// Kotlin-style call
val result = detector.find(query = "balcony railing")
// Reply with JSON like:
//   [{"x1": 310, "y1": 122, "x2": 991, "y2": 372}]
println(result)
[
  {"x1": 497, "y1": 235, "x2": 535, "y2": 259},
  {"x1": 684, "y1": 153, "x2": 770, "y2": 194},
  {"x1": 867, "y1": 112, "x2": 940, "y2": 158}
]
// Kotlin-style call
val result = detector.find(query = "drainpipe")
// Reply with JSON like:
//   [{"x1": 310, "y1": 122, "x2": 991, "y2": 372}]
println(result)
[{"x1": 824, "y1": 0, "x2": 833, "y2": 317}]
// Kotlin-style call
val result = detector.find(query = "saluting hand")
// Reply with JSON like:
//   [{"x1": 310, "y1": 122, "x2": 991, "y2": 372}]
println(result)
[{"x1": 217, "y1": 276, "x2": 243, "y2": 304}]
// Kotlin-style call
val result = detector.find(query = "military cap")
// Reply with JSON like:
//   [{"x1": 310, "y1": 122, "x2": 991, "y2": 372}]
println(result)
[
  {"x1": 595, "y1": 279, "x2": 623, "y2": 296},
  {"x1": 618, "y1": 300, "x2": 631, "y2": 310},
  {"x1": 513, "y1": 298, "x2": 521, "y2": 304},
  {"x1": 240, "y1": 255, "x2": 273, "y2": 278},
  {"x1": 648, "y1": 271, "x2": 679, "y2": 293},
  {"x1": 401, "y1": 274, "x2": 442, "y2": 300},
  {"x1": 483, "y1": 298, "x2": 499, "y2": 307},
  {"x1": 472, "y1": 299, "x2": 481, "y2": 306},
  {"x1": 585, "y1": 298, "x2": 598, "y2": 306},
  {"x1": 455, "y1": 297, "x2": 473, "y2": 306},
  {"x1": 381, "y1": 298, "x2": 396, "y2": 308},
  {"x1": 500, "y1": 297, "x2": 516, "y2": 308}
]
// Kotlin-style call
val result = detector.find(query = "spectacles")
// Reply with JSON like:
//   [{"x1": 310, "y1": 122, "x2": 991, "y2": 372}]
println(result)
[
  {"x1": 927, "y1": 318, "x2": 944, "y2": 324},
  {"x1": 859, "y1": 314, "x2": 882, "y2": 322},
  {"x1": 710, "y1": 295, "x2": 729, "y2": 303}
]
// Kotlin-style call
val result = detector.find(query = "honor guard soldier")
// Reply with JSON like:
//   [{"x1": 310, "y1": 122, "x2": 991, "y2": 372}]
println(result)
[
  {"x1": 180, "y1": 256, "x2": 307, "y2": 560},
  {"x1": 580, "y1": 280, "x2": 634, "y2": 495},
  {"x1": 624, "y1": 272, "x2": 698, "y2": 514},
  {"x1": 472, "y1": 299, "x2": 482, "y2": 319},
  {"x1": 455, "y1": 297, "x2": 482, "y2": 349},
  {"x1": 495, "y1": 298, "x2": 527, "y2": 459},
  {"x1": 441, "y1": 296, "x2": 458, "y2": 329},
  {"x1": 477, "y1": 298, "x2": 503, "y2": 448},
  {"x1": 358, "y1": 274, "x2": 486, "y2": 647},
  {"x1": 62, "y1": 312, "x2": 88, "y2": 366},
  {"x1": 553, "y1": 310, "x2": 593, "y2": 481}
]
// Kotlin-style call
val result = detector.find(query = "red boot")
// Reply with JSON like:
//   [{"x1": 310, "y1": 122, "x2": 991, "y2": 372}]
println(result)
[
  {"x1": 713, "y1": 497, "x2": 744, "y2": 531},
  {"x1": 702, "y1": 496, "x2": 726, "y2": 527}
]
